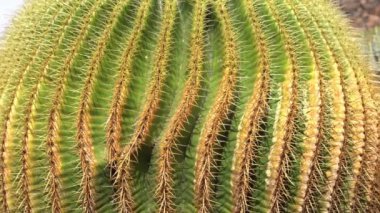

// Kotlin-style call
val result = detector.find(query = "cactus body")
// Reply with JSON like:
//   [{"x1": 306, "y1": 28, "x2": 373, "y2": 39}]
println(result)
[{"x1": 0, "y1": 0, "x2": 379, "y2": 212}]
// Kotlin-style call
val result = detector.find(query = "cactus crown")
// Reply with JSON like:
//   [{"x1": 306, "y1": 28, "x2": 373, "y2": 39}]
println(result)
[{"x1": 0, "y1": 0, "x2": 379, "y2": 212}]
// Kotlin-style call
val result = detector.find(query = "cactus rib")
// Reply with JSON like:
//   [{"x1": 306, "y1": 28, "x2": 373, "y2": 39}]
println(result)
[
  {"x1": 230, "y1": 1, "x2": 270, "y2": 212},
  {"x1": 154, "y1": 0, "x2": 206, "y2": 212},
  {"x1": 193, "y1": 1, "x2": 239, "y2": 212}
]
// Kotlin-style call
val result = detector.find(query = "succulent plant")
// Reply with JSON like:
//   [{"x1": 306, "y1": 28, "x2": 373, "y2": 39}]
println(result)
[{"x1": 0, "y1": 0, "x2": 379, "y2": 212}]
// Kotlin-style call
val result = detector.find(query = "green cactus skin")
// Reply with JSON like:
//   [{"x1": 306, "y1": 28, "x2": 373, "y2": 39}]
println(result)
[{"x1": 0, "y1": 0, "x2": 379, "y2": 212}]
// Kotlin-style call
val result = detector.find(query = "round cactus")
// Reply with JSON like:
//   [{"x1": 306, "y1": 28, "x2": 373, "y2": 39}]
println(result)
[{"x1": 0, "y1": 0, "x2": 379, "y2": 212}]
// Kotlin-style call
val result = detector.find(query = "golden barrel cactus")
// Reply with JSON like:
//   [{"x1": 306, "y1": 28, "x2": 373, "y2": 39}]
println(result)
[{"x1": 0, "y1": 0, "x2": 379, "y2": 212}]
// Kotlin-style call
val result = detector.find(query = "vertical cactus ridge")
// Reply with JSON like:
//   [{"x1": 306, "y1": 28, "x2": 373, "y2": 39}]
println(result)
[
  {"x1": 17, "y1": 0, "x2": 81, "y2": 205},
  {"x1": 227, "y1": 0, "x2": 270, "y2": 212},
  {"x1": 113, "y1": 1, "x2": 176, "y2": 212},
  {"x1": 91, "y1": 0, "x2": 132, "y2": 176},
  {"x1": 27, "y1": 1, "x2": 89, "y2": 211},
  {"x1": 296, "y1": 2, "x2": 346, "y2": 212},
  {"x1": 106, "y1": 0, "x2": 149, "y2": 177},
  {"x1": 304, "y1": 2, "x2": 366, "y2": 211},
  {"x1": 30, "y1": 2, "x2": 105, "y2": 211},
  {"x1": 54, "y1": 4, "x2": 136, "y2": 208},
  {"x1": 23, "y1": 1, "x2": 102, "y2": 211},
  {"x1": 347, "y1": 33, "x2": 380, "y2": 212},
  {"x1": 0, "y1": 1, "x2": 81, "y2": 211},
  {"x1": 57, "y1": 0, "x2": 139, "y2": 211},
  {"x1": 103, "y1": 0, "x2": 153, "y2": 211},
  {"x1": 1, "y1": 0, "x2": 380, "y2": 212},
  {"x1": 62, "y1": 1, "x2": 108, "y2": 212},
  {"x1": 70, "y1": 0, "x2": 129, "y2": 212},
  {"x1": 240, "y1": 1, "x2": 291, "y2": 212},
  {"x1": 261, "y1": 0, "x2": 311, "y2": 211},
  {"x1": 346, "y1": 53, "x2": 379, "y2": 212},
  {"x1": 284, "y1": 1, "x2": 344, "y2": 212},
  {"x1": 371, "y1": 95, "x2": 380, "y2": 210},
  {"x1": 153, "y1": 0, "x2": 206, "y2": 212},
  {"x1": 92, "y1": 1, "x2": 162, "y2": 211},
  {"x1": 351, "y1": 66, "x2": 379, "y2": 212},
  {"x1": 193, "y1": 1, "x2": 238, "y2": 212},
  {"x1": 310, "y1": 3, "x2": 380, "y2": 211},
  {"x1": 0, "y1": 2, "x2": 48, "y2": 209},
  {"x1": 288, "y1": 1, "x2": 345, "y2": 212},
  {"x1": 178, "y1": 8, "x2": 225, "y2": 212},
  {"x1": 361, "y1": 80, "x2": 380, "y2": 211},
  {"x1": 283, "y1": 1, "x2": 321, "y2": 212}
]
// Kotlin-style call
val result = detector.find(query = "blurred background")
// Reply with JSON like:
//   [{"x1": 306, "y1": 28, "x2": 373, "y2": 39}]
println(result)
[
  {"x1": 0, "y1": 0, "x2": 24, "y2": 37},
  {"x1": 339, "y1": 0, "x2": 380, "y2": 28},
  {"x1": 338, "y1": 0, "x2": 380, "y2": 77}
]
